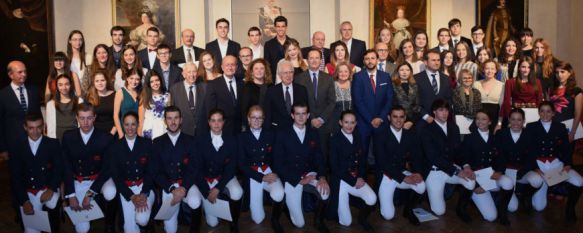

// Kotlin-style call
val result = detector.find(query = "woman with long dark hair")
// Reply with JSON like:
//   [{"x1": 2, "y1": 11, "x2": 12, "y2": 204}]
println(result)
[
  {"x1": 138, "y1": 70, "x2": 171, "y2": 140},
  {"x1": 46, "y1": 74, "x2": 83, "y2": 140},
  {"x1": 67, "y1": 30, "x2": 88, "y2": 94},
  {"x1": 45, "y1": 51, "x2": 82, "y2": 102},
  {"x1": 500, "y1": 57, "x2": 543, "y2": 119}
]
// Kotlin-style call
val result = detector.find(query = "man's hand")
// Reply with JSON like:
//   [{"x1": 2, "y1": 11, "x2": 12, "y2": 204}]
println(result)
[
  {"x1": 299, "y1": 175, "x2": 316, "y2": 185},
  {"x1": 317, "y1": 178, "x2": 330, "y2": 196},
  {"x1": 403, "y1": 121, "x2": 414, "y2": 130},
  {"x1": 23, "y1": 201, "x2": 34, "y2": 215},
  {"x1": 311, "y1": 119, "x2": 323, "y2": 129},
  {"x1": 69, "y1": 197, "x2": 81, "y2": 211},
  {"x1": 171, "y1": 187, "x2": 186, "y2": 206},
  {"x1": 207, "y1": 188, "x2": 220, "y2": 204},
  {"x1": 425, "y1": 116, "x2": 434, "y2": 124},
  {"x1": 40, "y1": 189, "x2": 54, "y2": 203},
  {"x1": 371, "y1": 118, "x2": 383, "y2": 128},
  {"x1": 355, "y1": 178, "x2": 366, "y2": 189},
  {"x1": 491, "y1": 172, "x2": 502, "y2": 180},
  {"x1": 262, "y1": 173, "x2": 278, "y2": 184}
]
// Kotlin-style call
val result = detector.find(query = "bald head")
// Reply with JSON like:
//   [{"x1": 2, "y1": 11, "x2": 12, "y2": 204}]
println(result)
[
  {"x1": 221, "y1": 55, "x2": 238, "y2": 77},
  {"x1": 278, "y1": 60, "x2": 294, "y2": 85},
  {"x1": 312, "y1": 31, "x2": 326, "y2": 49},
  {"x1": 182, "y1": 62, "x2": 198, "y2": 84},
  {"x1": 181, "y1": 29, "x2": 195, "y2": 47},
  {"x1": 7, "y1": 61, "x2": 27, "y2": 85}
]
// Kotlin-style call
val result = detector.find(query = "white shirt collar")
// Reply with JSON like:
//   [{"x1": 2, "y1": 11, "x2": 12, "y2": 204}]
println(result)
[
  {"x1": 125, "y1": 136, "x2": 136, "y2": 151},
  {"x1": 211, "y1": 132, "x2": 223, "y2": 150},
  {"x1": 435, "y1": 120, "x2": 448, "y2": 135},
  {"x1": 390, "y1": 126, "x2": 402, "y2": 143},
  {"x1": 28, "y1": 136, "x2": 42, "y2": 156},
  {"x1": 293, "y1": 124, "x2": 306, "y2": 143},
  {"x1": 541, "y1": 120, "x2": 552, "y2": 133},
  {"x1": 168, "y1": 131, "x2": 181, "y2": 146},
  {"x1": 510, "y1": 130, "x2": 521, "y2": 143},
  {"x1": 341, "y1": 129, "x2": 353, "y2": 144},
  {"x1": 80, "y1": 127, "x2": 94, "y2": 145},
  {"x1": 250, "y1": 128, "x2": 262, "y2": 140},
  {"x1": 478, "y1": 129, "x2": 489, "y2": 142}
]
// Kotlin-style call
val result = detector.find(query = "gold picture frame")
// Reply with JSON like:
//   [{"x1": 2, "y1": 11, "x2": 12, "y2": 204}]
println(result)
[{"x1": 369, "y1": 0, "x2": 431, "y2": 48}]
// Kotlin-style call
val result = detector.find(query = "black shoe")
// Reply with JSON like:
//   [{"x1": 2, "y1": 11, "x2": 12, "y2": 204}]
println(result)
[
  {"x1": 404, "y1": 191, "x2": 421, "y2": 226},
  {"x1": 229, "y1": 200, "x2": 241, "y2": 233},
  {"x1": 565, "y1": 185, "x2": 582, "y2": 224},
  {"x1": 497, "y1": 190, "x2": 512, "y2": 226},
  {"x1": 456, "y1": 189, "x2": 472, "y2": 223},
  {"x1": 271, "y1": 202, "x2": 284, "y2": 233},
  {"x1": 357, "y1": 204, "x2": 374, "y2": 232},
  {"x1": 314, "y1": 202, "x2": 330, "y2": 233},
  {"x1": 189, "y1": 208, "x2": 201, "y2": 233},
  {"x1": 519, "y1": 184, "x2": 536, "y2": 213}
]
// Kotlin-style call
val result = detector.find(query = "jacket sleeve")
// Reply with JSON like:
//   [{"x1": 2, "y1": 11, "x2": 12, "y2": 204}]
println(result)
[
  {"x1": 238, "y1": 135, "x2": 264, "y2": 182},
  {"x1": 215, "y1": 139, "x2": 238, "y2": 192}
]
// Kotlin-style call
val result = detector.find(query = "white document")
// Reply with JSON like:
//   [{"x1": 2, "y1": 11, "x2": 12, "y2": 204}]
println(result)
[
  {"x1": 543, "y1": 166, "x2": 570, "y2": 186},
  {"x1": 455, "y1": 115, "x2": 473, "y2": 135},
  {"x1": 474, "y1": 167, "x2": 497, "y2": 191},
  {"x1": 203, "y1": 198, "x2": 232, "y2": 221},
  {"x1": 523, "y1": 108, "x2": 540, "y2": 125},
  {"x1": 505, "y1": 168, "x2": 518, "y2": 186},
  {"x1": 20, "y1": 207, "x2": 51, "y2": 232},
  {"x1": 154, "y1": 195, "x2": 181, "y2": 220},
  {"x1": 412, "y1": 208, "x2": 438, "y2": 222},
  {"x1": 562, "y1": 119, "x2": 583, "y2": 140},
  {"x1": 64, "y1": 200, "x2": 104, "y2": 225}
]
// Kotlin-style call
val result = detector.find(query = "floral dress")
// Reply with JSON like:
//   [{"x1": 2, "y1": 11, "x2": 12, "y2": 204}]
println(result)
[
  {"x1": 550, "y1": 87, "x2": 583, "y2": 122},
  {"x1": 142, "y1": 93, "x2": 170, "y2": 140}
]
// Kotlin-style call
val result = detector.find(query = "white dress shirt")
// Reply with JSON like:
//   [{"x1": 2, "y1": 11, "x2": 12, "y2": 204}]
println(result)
[
  {"x1": 293, "y1": 125, "x2": 306, "y2": 143},
  {"x1": 183, "y1": 80, "x2": 196, "y2": 103},
  {"x1": 478, "y1": 129, "x2": 489, "y2": 142},
  {"x1": 224, "y1": 76, "x2": 238, "y2": 98},
  {"x1": 282, "y1": 83, "x2": 294, "y2": 103},
  {"x1": 147, "y1": 49, "x2": 157, "y2": 69},
  {"x1": 436, "y1": 121, "x2": 448, "y2": 136},
  {"x1": 218, "y1": 39, "x2": 229, "y2": 58},
  {"x1": 341, "y1": 129, "x2": 353, "y2": 144},
  {"x1": 80, "y1": 128, "x2": 94, "y2": 145},
  {"x1": 367, "y1": 70, "x2": 378, "y2": 86},
  {"x1": 541, "y1": 120, "x2": 552, "y2": 133},
  {"x1": 250, "y1": 128, "x2": 262, "y2": 140},
  {"x1": 28, "y1": 137, "x2": 42, "y2": 156},
  {"x1": 183, "y1": 46, "x2": 197, "y2": 62},
  {"x1": 250, "y1": 44, "x2": 264, "y2": 60},
  {"x1": 390, "y1": 126, "x2": 402, "y2": 143},
  {"x1": 211, "y1": 132, "x2": 224, "y2": 151},
  {"x1": 168, "y1": 131, "x2": 181, "y2": 146},
  {"x1": 510, "y1": 130, "x2": 521, "y2": 143},
  {"x1": 344, "y1": 38, "x2": 353, "y2": 54},
  {"x1": 11, "y1": 82, "x2": 28, "y2": 107},
  {"x1": 126, "y1": 137, "x2": 136, "y2": 151}
]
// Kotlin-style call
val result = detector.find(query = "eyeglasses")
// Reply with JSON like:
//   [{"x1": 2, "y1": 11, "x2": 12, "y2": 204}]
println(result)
[
  {"x1": 376, "y1": 49, "x2": 389, "y2": 52},
  {"x1": 240, "y1": 54, "x2": 252, "y2": 58},
  {"x1": 249, "y1": 116, "x2": 264, "y2": 121}
]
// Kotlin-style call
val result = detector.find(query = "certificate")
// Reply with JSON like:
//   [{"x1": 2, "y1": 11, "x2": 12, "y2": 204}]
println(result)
[
  {"x1": 412, "y1": 208, "x2": 438, "y2": 222},
  {"x1": 543, "y1": 166, "x2": 570, "y2": 186},
  {"x1": 523, "y1": 108, "x2": 540, "y2": 125},
  {"x1": 455, "y1": 115, "x2": 473, "y2": 135},
  {"x1": 64, "y1": 200, "x2": 104, "y2": 225},
  {"x1": 474, "y1": 167, "x2": 497, "y2": 191},
  {"x1": 562, "y1": 119, "x2": 583, "y2": 140},
  {"x1": 20, "y1": 207, "x2": 51, "y2": 232},
  {"x1": 154, "y1": 195, "x2": 181, "y2": 220},
  {"x1": 203, "y1": 198, "x2": 232, "y2": 221}
]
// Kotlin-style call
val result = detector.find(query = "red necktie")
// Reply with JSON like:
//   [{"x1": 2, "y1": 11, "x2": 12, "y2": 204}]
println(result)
[{"x1": 370, "y1": 74, "x2": 376, "y2": 94}]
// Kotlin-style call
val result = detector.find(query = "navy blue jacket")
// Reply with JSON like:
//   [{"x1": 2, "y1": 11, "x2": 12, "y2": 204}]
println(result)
[
  {"x1": 414, "y1": 71, "x2": 452, "y2": 119},
  {"x1": 495, "y1": 128, "x2": 533, "y2": 179},
  {"x1": 205, "y1": 76, "x2": 244, "y2": 136},
  {"x1": 351, "y1": 69, "x2": 393, "y2": 135},
  {"x1": 109, "y1": 137, "x2": 154, "y2": 201},
  {"x1": 264, "y1": 36, "x2": 290, "y2": 76},
  {"x1": 238, "y1": 129, "x2": 276, "y2": 182},
  {"x1": 151, "y1": 132, "x2": 199, "y2": 192},
  {"x1": 374, "y1": 128, "x2": 422, "y2": 183},
  {"x1": 138, "y1": 48, "x2": 160, "y2": 70},
  {"x1": 9, "y1": 136, "x2": 63, "y2": 205},
  {"x1": 0, "y1": 84, "x2": 41, "y2": 152},
  {"x1": 329, "y1": 131, "x2": 366, "y2": 186},
  {"x1": 525, "y1": 120, "x2": 572, "y2": 166},
  {"x1": 273, "y1": 126, "x2": 325, "y2": 186},
  {"x1": 420, "y1": 121, "x2": 462, "y2": 176},
  {"x1": 461, "y1": 130, "x2": 504, "y2": 172},
  {"x1": 195, "y1": 132, "x2": 238, "y2": 196},
  {"x1": 263, "y1": 83, "x2": 309, "y2": 129},
  {"x1": 62, "y1": 128, "x2": 114, "y2": 196},
  {"x1": 205, "y1": 39, "x2": 241, "y2": 68}
]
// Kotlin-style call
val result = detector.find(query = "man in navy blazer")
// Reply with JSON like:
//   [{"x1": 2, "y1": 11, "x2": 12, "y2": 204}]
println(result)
[
  {"x1": 205, "y1": 55, "x2": 244, "y2": 136},
  {"x1": 263, "y1": 60, "x2": 309, "y2": 129},
  {"x1": 172, "y1": 28, "x2": 205, "y2": 66},
  {"x1": 264, "y1": 16, "x2": 291, "y2": 76},
  {"x1": 352, "y1": 49, "x2": 393, "y2": 162},
  {"x1": 331, "y1": 21, "x2": 366, "y2": 67},
  {"x1": 152, "y1": 44, "x2": 183, "y2": 90},
  {"x1": 0, "y1": 61, "x2": 41, "y2": 157},
  {"x1": 205, "y1": 18, "x2": 241, "y2": 69},
  {"x1": 137, "y1": 27, "x2": 161, "y2": 70},
  {"x1": 414, "y1": 50, "x2": 452, "y2": 128}
]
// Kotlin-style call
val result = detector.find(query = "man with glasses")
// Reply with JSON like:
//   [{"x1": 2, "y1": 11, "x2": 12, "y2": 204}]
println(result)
[
  {"x1": 153, "y1": 44, "x2": 183, "y2": 90},
  {"x1": 374, "y1": 42, "x2": 397, "y2": 75},
  {"x1": 235, "y1": 47, "x2": 253, "y2": 81},
  {"x1": 470, "y1": 26, "x2": 486, "y2": 60},
  {"x1": 264, "y1": 60, "x2": 308, "y2": 130}
]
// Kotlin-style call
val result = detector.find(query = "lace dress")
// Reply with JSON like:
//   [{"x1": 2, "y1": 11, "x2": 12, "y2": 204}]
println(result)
[{"x1": 142, "y1": 93, "x2": 170, "y2": 140}]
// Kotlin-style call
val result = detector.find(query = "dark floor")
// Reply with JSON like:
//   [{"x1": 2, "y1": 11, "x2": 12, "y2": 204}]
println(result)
[{"x1": 2, "y1": 162, "x2": 583, "y2": 233}]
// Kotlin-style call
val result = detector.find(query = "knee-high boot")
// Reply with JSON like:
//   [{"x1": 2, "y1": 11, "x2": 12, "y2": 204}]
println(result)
[
  {"x1": 566, "y1": 184, "x2": 583, "y2": 224},
  {"x1": 189, "y1": 207, "x2": 201, "y2": 233},
  {"x1": 358, "y1": 203, "x2": 374, "y2": 232},
  {"x1": 229, "y1": 200, "x2": 241, "y2": 233},
  {"x1": 271, "y1": 202, "x2": 284, "y2": 233},
  {"x1": 314, "y1": 201, "x2": 330, "y2": 233},
  {"x1": 403, "y1": 190, "x2": 421, "y2": 226},
  {"x1": 497, "y1": 189, "x2": 513, "y2": 225},
  {"x1": 519, "y1": 183, "x2": 536, "y2": 212},
  {"x1": 456, "y1": 188, "x2": 472, "y2": 223},
  {"x1": 103, "y1": 198, "x2": 119, "y2": 233}
]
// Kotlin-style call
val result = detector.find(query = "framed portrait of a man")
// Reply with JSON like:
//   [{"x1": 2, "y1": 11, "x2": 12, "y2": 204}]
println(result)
[
  {"x1": 112, "y1": 0, "x2": 180, "y2": 49},
  {"x1": 478, "y1": 0, "x2": 528, "y2": 56},
  {"x1": 369, "y1": 0, "x2": 430, "y2": 49}
]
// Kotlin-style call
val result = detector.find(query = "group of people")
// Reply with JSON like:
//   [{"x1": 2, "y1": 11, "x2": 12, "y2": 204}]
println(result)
[{"x1": 0, "y1": 14, "x2": 582, "y2": 233}]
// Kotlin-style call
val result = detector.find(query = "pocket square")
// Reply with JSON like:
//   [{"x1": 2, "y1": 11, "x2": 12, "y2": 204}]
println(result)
[{"x1": 379, "y1": 83, "x2": 388, "y2": 86}]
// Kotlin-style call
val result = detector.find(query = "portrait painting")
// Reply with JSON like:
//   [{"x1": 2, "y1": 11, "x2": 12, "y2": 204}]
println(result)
[
  {"x1": 370, "y1": 0, "x2": 430, "y2": 49},
  {"x1": 112, "y1": 0, "x2": 180, "y2": 49},
  {"x1": 0, "y1": 0, "x2": 54, "y2": 90},
  {"x1": 478, "y1": 0, "x2": 528, "y2": 56},
  {"x1": 231, "y1": 0, "x2": 311, "y2": 47}
]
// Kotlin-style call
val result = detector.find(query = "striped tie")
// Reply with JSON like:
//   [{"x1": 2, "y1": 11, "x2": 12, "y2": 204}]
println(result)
[{"x1": 18, "y1": 86, "x2": 27, "y2": 112}]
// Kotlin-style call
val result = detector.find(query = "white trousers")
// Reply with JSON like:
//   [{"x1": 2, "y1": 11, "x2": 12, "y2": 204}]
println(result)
[
  {"x1": 23, "y1": 189, "x2": 59, "y2": 233},
  {"x1": 161, "y1": 184, "x2": 203, "y2": 233},
  {"x1": 119, "y1": 185, "x2": 155, "y2": 233},
  {"x1": 531, "y1": 159, "x2": 583, "y2": 211},
  {"x1": 470, "y1": 174, "x2": 513, "y2": 222},
  {"x1": 204, "y1": 178, "x2": 243, "y2": 227},
  {"x1": 72, "y1": 178, "x2": 116, "y2": 233},
  {"x1": 426, "y1": 169, "x2": 476, "y2": 216},
  {"x1": 284, "y1": 179, "x2": 330, "y2": 228},
  {"x1": 378, "y1": 173, "x2": 425, "y2": 220},
  {"x1": 248, "y1": 167, "x2": 284, "y2": 224},
  {"x1": 506, "y1": 170, "x2": 544, "y2": 212},
  {"x1": 338, "y1": 179, "x2": 377, "y2": 226}
]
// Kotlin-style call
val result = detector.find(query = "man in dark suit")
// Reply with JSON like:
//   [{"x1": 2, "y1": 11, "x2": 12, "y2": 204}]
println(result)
[
  {"x1": 235, "y1": 47, "x2": 253, "y2": 81},
  {"x1": 432, "y1": 28, "x2": 452, "y2": 53},
  {"x1": 331, "y1": 21, "x2": 366, "y2": 67},
  {"x1": 375, "y1": 42, "x2": 397, "y2": 75},
  {"x1": 205, "y1": 18, "x2": 241, "y2": 68},
  {"x1": 374, "y1": 106, "x2": 425, "y2": 225},
  {"x1": 448, "y1": 18, "x2": 473, "y2": 52},
  {"x1": 169, "y1": 63, "x2": 206, "y2": 136},
  {"x1": 470, "y1": 26, "x2": 486, "y2": 60},
  {"x1": 264, "y1": 16, "x2": 291, "y2": 77},
  {"x1": 109, "y1": 26, "x2": 125, "y2": 68},
  {"x1": 62, "y1": 103, "x2": 116, "y2": 233},
  {"x1": 295, "y1": 49, "x2": 336, "y2": 156},
  {"x1": 151, "y1": 106, "x2": 203, "y2": 233},
  {"x1": 352, "y1": 49, "x2": 393, "y2": 162},
  {"x1": 264, "y1": 60, "x2": 308, "y2": 129},
  {"x1": 10, "y1": 113, "x2": 63, "y2": 233},
  {"x1": 138, "y1": 27, "x2": 161, "y2": 70},
  {"x1": 153, "y1": 44, "x2": 183, "y2": 90},
  {"x1": 0, "y1": 61, "x2": 41, "y2": 158},
  {"x1": 205, "y1": 55, "x2": 243, "y2": 136},
  {"x1": 301, "y1": 31, "x2": 331, "y2": 71},
  {"x1": 273, "y1": 102, "x2": 330, "y2": 232},
  {"x1": 172, "y1": 28, "x2": 205, "y2": 66},
  {"x1": 414, "y1": 50, "x2": 453, "y2": 128}
]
